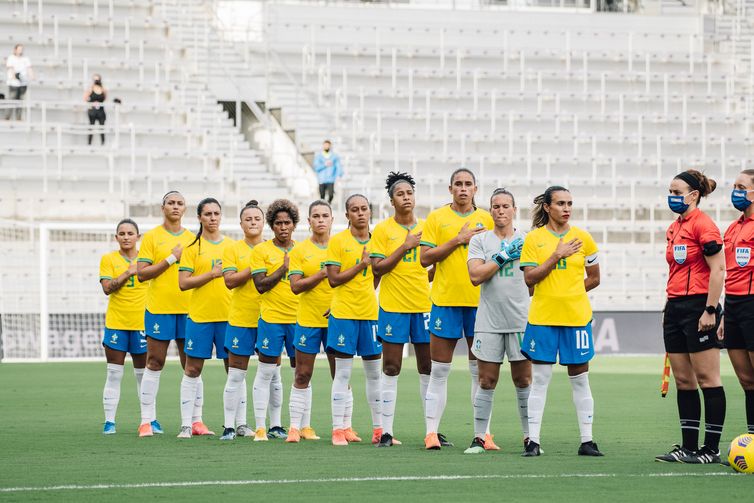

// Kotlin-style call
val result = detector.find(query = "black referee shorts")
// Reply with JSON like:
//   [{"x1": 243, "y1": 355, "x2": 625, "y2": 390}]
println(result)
[
  {"x1": 723, "y1": 295, "x2": 754, "y2": 351},
  {"x1": 663, "y1": 294, "x2": 722, "y2": 353}
]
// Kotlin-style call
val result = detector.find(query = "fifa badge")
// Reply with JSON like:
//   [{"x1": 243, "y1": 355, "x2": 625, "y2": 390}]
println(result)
[
  {"x1": 736, "y1": 247, "x2": 751, "y2": 267},
  {"x1": 673, "y1": 244, "x2": 687, "y2": 265}
]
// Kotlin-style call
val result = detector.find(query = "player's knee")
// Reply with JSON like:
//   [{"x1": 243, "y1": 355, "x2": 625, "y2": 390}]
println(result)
[
  {"x1": 184, "y1": 366, "x2": 201, "y2": 378},
  {"x1": 294, "y1": 369, "x2": 312, "y2": 387},
  {"x1": 738, "y1": 375, "x2": 754, "y2": 390},
  {"x1": 512, "y1": 375, "x2": 531, "y2": 388},
  {"x1": 383, "y1": 362, "x2": 401, "y2": 377},
  {"x1": 695, "y1": 373, "x2": 721, "y2": 388},
  {"x1": 673, "y1": 374, "x2": 696, "y2": 389},
  {"x1": 479, "y1": 375, "x2": 497, "y2": 390},
  {"x1": 147, "y1": 355, "x2": 165, "y2": 370}
]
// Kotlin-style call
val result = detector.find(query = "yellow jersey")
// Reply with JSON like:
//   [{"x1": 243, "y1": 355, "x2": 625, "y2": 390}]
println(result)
[
  {"x1": 519, "y1": 225, "x2": 598, "y2": 327},
  {"x1": 99, "y1": 250, "x2": 147, "y2": 330},
  {"x1": 250, "y1": 240, "x2": 298, "y2": 324},
  {"x1": 179, "y1": 236, "x2": 232, "y2": 323},
  {"x1": 420, "y1": 205, "x2": 493, "y2": 307},
  {"x1": 370, "y1": 217, "x2": 431, "y2": 313},
  {"x1": 325, "y1": 229, "x2": 378, "y2": 320},
  {"x1": 288, "y1": 238, "x2": 332, "y2": 328},
  {"x1": 222, "y1": 239, "x2": 262, "y2": 328},
  {"x1": 136, "y1": 225, "x2": 195, "y2": 314}
]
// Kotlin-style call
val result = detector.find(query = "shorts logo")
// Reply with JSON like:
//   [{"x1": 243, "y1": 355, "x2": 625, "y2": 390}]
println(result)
[
  {"x1": 153, "y1": 323, "x2": 160, "y2": 334},
  {"x1": 475, "y1": 339, "x2": 481, "y2": 351},
  {"x1": 736, "y1": 247, "x2": 751, "y2": 267},
  {"x1": 385, "y1": 324, "x2": 393, "y2": 337},
  {"x1": 299, "y1": 335, "x2": 307, "y2": 346},
  {"x1": 699, "y1": 335, "x2": 709, "y2": 343},
  {"x1": 232, "y1": 337, "x2": 239, "y2": 349},
  {"x1": 434, "y1": 318, "x2": 442, "y2": 331},
  {"x1": 110, "y1": 333, "x2": 119, "y2": 343},
  {"x1": 337, "y1": 334, "x2": 346, "y2": 347},
  {"x1": 187, "y1": 339, "x2": 194, "y2": 350},
  {"x1": 673, "y1": 245, "x2": 687, "y2": 265},
  {"x1": 261, "y1": 338, "x2": 269, "y2": 349},
  {"x1": 529, "y1": 339, "x2": 536, "y2": 352}
]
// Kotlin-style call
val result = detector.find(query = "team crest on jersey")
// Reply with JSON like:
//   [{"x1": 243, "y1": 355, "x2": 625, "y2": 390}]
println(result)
[
  {"x1": 434, "y1": 318, "x2": 442, "y2": 331},
  {"x1": 232, "y1": 337, "x2": 239, "y2": 349},
  {"x1": 673, "y1": 245, "x2": 687, "y2": 264},
  {"x1": 385, "y1": 324, "x2": 393, "y2": 336},
  {"x1": 261, "y1": 338, "x2": 269, "y2": 349},
  {"x1": 337, "y1": 334, "x2": 346, "y2": 346},
  {"x1": 736, "y1": 247, "x2": 751, "y2": 267},
  {"x1": 153, "y1": 323, "x2": 160, "y2": 334},
  {"x1": 299, "y1": 335, "x2": 307, "y2": 346}
]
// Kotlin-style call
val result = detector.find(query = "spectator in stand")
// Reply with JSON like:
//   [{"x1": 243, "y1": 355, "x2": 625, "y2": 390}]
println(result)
[
  {"x1": 313, "y1": 140, "x2": 343, "y2": 204},
  {"x1": 84, "y1": 74, "x2": 107, "y2": 145},
  {"x1": 5, "y1": 44, "x2": 33, "y2": 121}
]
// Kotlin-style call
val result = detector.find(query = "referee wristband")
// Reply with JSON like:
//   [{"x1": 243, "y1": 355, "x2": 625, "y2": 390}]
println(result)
[{"x1": 165, "y1": 254, "x2": 178, "y2": 266}]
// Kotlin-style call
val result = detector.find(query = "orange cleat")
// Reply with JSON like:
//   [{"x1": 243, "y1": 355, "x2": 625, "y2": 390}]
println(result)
[
  {"x1": 138, "y1": 423, "x2": 153, "y2": 437},
  {"x1": 286, "y1": 427, "x2": 301, "y2": 443},
  {"x1": 301, "y1": 426, "x2": 321, "y2": 440},
  {"x1": 191, "y1": 421, "x2": 215, "y2": 436},
  {"x1": 484, "y1": 433, "x2": 501, "y2": 451},
  {"x1": 332, "y1": 429, "x2": 348, "y2": 446},
  {"x1": 343, "y1": 427, "x2": 362, "y2": 442},
  {"x1": 424, "y1": 432, "x2": 441, "y2": 450},
  {"x1": 371, "y1": 427, "x2": 384, "y2": 444}
]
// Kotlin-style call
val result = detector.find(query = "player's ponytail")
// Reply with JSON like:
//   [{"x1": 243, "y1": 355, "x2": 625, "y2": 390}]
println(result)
[
  {"x1": 531, "y1": 186, "x2": 569, "y2": 229},
  {"x1": 239, "y1": 199, "x2": 263, "y2": 220},
  {"x1": 189, "y1": 197, "x2": 221, "y2": 251},
  {"x1": 677, "y1": 169, "x2": 716, "y2": 204}
]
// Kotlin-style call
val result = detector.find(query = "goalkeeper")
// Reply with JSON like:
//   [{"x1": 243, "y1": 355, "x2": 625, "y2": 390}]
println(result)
[{"x1": 464, "y1": 188, "x2": 532, "y2": 454}]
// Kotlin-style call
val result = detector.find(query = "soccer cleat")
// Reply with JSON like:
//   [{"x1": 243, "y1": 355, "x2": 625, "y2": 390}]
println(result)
[
  {"x1": 236, "y1": 424, "x2": 253, "y2": 437},
  {"x1": 191, "y1": 422, "x2": 215, "y2": 436},
  {"x1": 522, "y1": 440, "x2": 541, "y2": 457},
  {"x1": 438, "y1": 432, "x2": 453, "y2": 447},
  {"x1": 253, "y1": 428, "x2": 268, "y2": 442},
  {"x1": 267, "y1": 426, "x2": 288, "y2": 439},
  {"x1": 655, "y1": 444, "x2": 695, "y2": 463},
  {"x1": 177, "y1": 426, "x2": 192, "y2": 439},
  {"x1": 464, "y1": 437, "x2": 486, "y2": 454},
  {"x1": 332, "y1": 429, "x2": 348, "y2": 446},
  {"x1": 679, "y1": 445, "x2": 721, "y2": 464},
  {"x1": 103, "y1": 421, "x2": 116, "y2": 435},
  {"x1": 578, "y1": 441, "x2": 604, "y2": 457},
  {"x1": 377, "y1": 432, "x2": 394, "y2": 447},
  {"x1": 371, "y1": 427, "x2": 384, "y2": 444},
  {"x1": 286, "y1": 428, "x2": 301, "y2": 443},
  {"x1": 301, "y1": 426, "x2": 321, "y2": 440},
  {"x1": 523, "y1": 437, "x2": 544, "y2": 455},
  {"x1": 137, "y1": 423, "x2": 153, "y2": 437},
  {"x1": 343, "y1": 427, "x2": 362, "y2": 442},
  {"x1": 150, "y1": 420, "x2": 164, "y2": 434},
  {"x1": 424, "y1": 432, "x2": 441, "y2": 450},
  {"x1": 484, "y1": 433, "x2": 500, "y2": 451},
  {"x1": 219, "y1": 427, "x2": 236, "y2": 441}
]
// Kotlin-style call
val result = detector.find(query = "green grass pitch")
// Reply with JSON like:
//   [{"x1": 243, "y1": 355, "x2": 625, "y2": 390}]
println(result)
[{"x1": 0, "y1": 356, "x2": 750, "y2": 501}]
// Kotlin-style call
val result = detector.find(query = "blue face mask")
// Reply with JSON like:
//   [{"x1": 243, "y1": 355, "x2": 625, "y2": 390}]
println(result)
[
  {"x1": 668, "y1": 195, "x2": 690, "y2": 214},
  {"x1": 732, "y1": 189, "x2": 753, "y2": 211}
]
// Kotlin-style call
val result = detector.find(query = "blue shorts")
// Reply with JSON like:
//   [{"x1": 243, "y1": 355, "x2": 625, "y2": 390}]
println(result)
[
  {"x1": 377, "y1": 309, "x2": 430, "y2": 345},
  {"x1": 327, "y1": 316, "x2": 381, "y2": 357},
  {"x1": 256, "y1": 319, "x2": 296, "y2": 358},
  {"x1": 184, "y1": 319, "x2": 228, "y2": 360},
  {"x1": 294, "y1": 325, "x2": 327, "y2": 355},
  {"x1": 224, "y1": 324, "x2": 258, "y2": 357},
  {"x1": 102, "y1": 328, "x2": 147, "y2": 355},
  {"x1": 144, "y1": 311, "x2": 187, "y2": 341},
  {"x1": 521, "y1": 322, "x2": 594, "y2": 365},
  {"x1": 428, "y1": 305, "x2": 477, "y2": 340}
]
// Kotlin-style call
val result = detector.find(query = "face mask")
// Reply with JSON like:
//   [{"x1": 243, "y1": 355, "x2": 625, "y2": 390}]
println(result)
[
  {"x1": 731, "y1": 189, "x2": 753, "y2": 211},
  {"x1": 94, "y1": 79, "x2": 102, "y2": 86},
  {"x1": 668, "y1": 194, "x2": 690, "y2": 214}
]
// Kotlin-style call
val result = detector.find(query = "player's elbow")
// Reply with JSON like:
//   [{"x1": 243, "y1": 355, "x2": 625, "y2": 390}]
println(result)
[
  {"x1": 469, "y1": 273, "x2": 483, "y2": 287},
  {"x1": 420, "y1": 256, "x2": 433, "y2": 268}
]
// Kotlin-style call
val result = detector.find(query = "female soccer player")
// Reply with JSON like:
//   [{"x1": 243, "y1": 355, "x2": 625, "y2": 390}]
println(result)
[
  {"x1": 99, "y1": 219, "x2": 148, "y2": 434},
  {"x1": 250, "y1": 199, "x2": 300, "y2": 441},
  {"x1": 719, "y1": 169, "x2": 754, "y2": 437},
  {"x1": 464, "y1": 188, "x2": 532, "y2": 454},
  {"x1": 519, "y1": 185, "x2": 603, "y2": 457},
  {"x1": 286, "y1": 200, "x2": 336, "y2": 443},
  {"x1": 655, "y1": 170, "x2": 726, "y2": 464},
  {"x1": 420, "y1": 168, "x2": 493, "y2": 450},
  {"x1": 136, "y1": 191, "x2": 195, "y2": 437},
  {"x1": 370, "y1": 172, "x2": 432, "y2": 447},
  {"x1": 176, "y1": 197, "x2": 231, "y2": 438},
  {"x1": 326, "y1": 194, "x2": 383, "y2": 446},
  {"x1": 219, "y1": 200, "x2": 265, "y2": 440}
]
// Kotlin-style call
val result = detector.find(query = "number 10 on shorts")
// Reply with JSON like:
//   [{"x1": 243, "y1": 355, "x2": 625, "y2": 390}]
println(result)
[{"x1": 575, "y1": 329, "x2": 590, "y2": 350}]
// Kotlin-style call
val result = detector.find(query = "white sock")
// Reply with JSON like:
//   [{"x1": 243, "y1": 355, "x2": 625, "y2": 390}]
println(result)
[
  {"x1": 192, "y1": 375, "x2": 204, "y2": 424},
  {"x1": 269, "y1": 365, "x2": 283, "y2": 428},
  {"x1": 473, "y1": 387, "x2": 494, "y2": 439},
  {"x1": 302, "y1": 384, "x2": 313, "y2": 428},
  {"x1": 344, "y1": 387, "x2": 354, "y2": 429},
  {"x1": 569, "y1": 372, "x2": 594, "y2": 443},
  {"x1": 289, "y1": 385, "x2": 308, "y2": 430},
  {"x1": 381, "y1": 373, "x2": 399, "y2": 435},
  {"x1": 362, "y1": 359, "x2": 382, "y2": 429},
  {"x1": 139, "y1": 368, "x2": 161, "y2": 424},
  {"x1": 419, "y1": 373, "x2": 430, "y2": 416},
  {"x1": 332, "y1": 358, "x2": 353, "y2": 430},
  {"x1": 528, "y1": 364, "x2": 553, "y2": 444},
  {"x1": 468, "y1": 360, "x2": 491, "y2": 434},
  {"x1": 180, "y1": 375, "x2": 199, "y2": 428},
  {"x1": 223, "y1": 367, "x2": 246, "y2": 428},
  {"x1": 252, "y1": 362, "x2": 276, "y2": 431},
  {"x1": 133, "y1": 367, "x2": 145, "y2": 397},
  {"x1": 236, "y1": 378, "x2": 248, "y2": 427},
  {"x1": 425, "y1": 361, "x2": 451, "y2": 435},
  {"x1": 516, "y1": 385, "x2": 531, "y2": 438},
  {"x1": 103, "y1": 363, "x2": 124, "y2": 423}
]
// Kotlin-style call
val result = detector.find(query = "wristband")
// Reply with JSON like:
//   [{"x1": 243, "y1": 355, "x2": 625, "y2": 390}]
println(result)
[{"x1": 165, "y1": 254, "x2": 178, "y2": 266}]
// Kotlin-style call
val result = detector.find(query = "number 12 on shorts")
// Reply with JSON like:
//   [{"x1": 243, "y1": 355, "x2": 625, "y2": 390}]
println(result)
[{"x1": 575, "y1": 329, "x2": 590, "y2": 350}]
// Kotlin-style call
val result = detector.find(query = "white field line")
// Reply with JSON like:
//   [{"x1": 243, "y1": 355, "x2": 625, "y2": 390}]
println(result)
[{"x1": 0, "y1": 472, "x2": 740, "y2": 493}]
